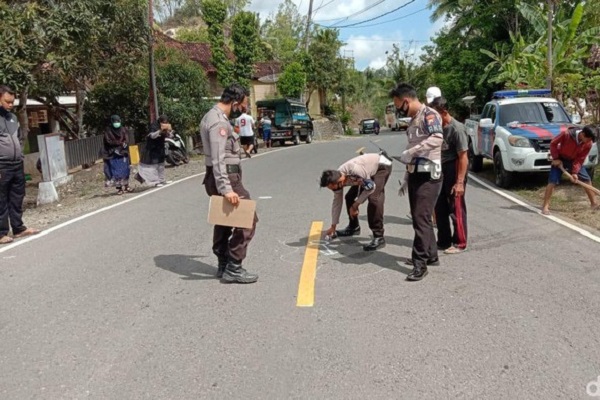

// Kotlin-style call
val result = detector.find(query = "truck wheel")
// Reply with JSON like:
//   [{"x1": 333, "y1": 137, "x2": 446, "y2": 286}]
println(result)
[
  {"x1": 493, "y1": 151, "x2": 514, "y2": 188},
  {"x1": 305, "y1": 132, "x2": 313, "y2": 143},
  {"x1": 468, "y1": 140, "x2": 483, "y2": 172}
]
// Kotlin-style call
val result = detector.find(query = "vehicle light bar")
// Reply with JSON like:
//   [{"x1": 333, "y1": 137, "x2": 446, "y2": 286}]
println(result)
[{"x1": 492, "y1": 89, "x2": 551, "y2": 99}]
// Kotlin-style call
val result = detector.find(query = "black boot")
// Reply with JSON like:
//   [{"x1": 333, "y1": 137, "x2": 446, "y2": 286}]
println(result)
[
  {"x1": 336, "y1": 225, "x2": 361, "y2": 237},
  {"x1": 407, "y1": 265, "x2": 428, "y2": 281},
  {"x1": 221, "y1": 260, "x2": 258, "y2": 284},
  {"x1": 216, "y1": 257, "x2": 227, "y2": 279},
  {"x1": 363, "y1": 237, "x2": 385, "y2": 251}
]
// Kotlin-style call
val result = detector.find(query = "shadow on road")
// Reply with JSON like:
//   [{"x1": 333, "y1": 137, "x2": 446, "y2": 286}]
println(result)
[
  {"x1": 154, "y1": 254, "x2": 217, "y2": 280},
  {"x1": 285, "y1": 235, "x2": 414, "y2": 276}
]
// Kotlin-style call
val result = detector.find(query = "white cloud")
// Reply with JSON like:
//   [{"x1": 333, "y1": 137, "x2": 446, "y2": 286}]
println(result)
[{"x1": 342, "y1": 32, "x2": 409, "y2": 70}]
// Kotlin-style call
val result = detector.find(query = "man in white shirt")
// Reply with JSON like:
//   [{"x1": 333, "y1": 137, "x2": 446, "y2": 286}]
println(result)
[{"x1": 235, "y1": 111, "x2": 255, "y2": 158}]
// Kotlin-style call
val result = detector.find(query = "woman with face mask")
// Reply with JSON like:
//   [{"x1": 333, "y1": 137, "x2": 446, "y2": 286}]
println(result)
[{"x1": 103, "y1": 115, "x2": 132, "y2": 195}]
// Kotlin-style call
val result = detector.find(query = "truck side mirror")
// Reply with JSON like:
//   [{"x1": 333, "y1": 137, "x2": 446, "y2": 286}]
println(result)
[{"x1": 480, "y1": 118, "x2": 494, "y2": 128}]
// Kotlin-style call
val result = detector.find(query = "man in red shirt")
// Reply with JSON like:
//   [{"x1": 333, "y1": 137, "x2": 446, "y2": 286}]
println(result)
[{"x1": 541, "y1": 125, "x2": 598, "y2": 215}]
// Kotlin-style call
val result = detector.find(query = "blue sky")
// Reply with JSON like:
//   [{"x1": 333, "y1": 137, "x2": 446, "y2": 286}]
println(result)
[{"x1": 248, "y1": 0, "x2": 446, "y2": 70}]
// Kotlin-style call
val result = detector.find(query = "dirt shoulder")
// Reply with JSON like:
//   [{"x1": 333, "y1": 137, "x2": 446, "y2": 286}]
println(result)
[{"x1": 473, "y1": 161, "x2": 600, "y2": 232}]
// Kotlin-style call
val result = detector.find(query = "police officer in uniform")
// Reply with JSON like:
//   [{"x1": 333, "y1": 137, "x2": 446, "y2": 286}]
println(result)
[
  {"x1": 320, "y1": 153, "x2": 392, "y2": 251},
  {"x1": 394, "y1": 83, "x2": 444, "y2": 281},
  {"x1": 200, "y1": 83, "x2": 258, "y2": 284}
]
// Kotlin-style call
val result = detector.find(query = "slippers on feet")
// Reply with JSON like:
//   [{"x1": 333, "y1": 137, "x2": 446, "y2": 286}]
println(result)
[
  {"x1": 444, "y1": 246, "x2": 466, "y2": 254},
  {"x1": 0, "y1": 235, "x2": 14, "y2": 244},
  {"x1": 540, "y1": 210, "x2": 551, "y2": 215}
]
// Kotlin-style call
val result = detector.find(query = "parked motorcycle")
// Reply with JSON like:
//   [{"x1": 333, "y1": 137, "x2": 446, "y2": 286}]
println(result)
[{"x1": 165, "y1": 132, "x2": 189, "y2": 166}]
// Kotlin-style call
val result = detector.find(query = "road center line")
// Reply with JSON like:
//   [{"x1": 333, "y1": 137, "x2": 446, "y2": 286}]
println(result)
[{"x1": 296, "y1": 221, "x2": 323, "y2": 307}]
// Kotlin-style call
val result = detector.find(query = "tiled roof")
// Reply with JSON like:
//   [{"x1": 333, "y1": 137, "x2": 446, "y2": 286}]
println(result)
[
  {"x1": 253, "y1": 62, "x2": 282, "y2": 79},
  {"x1": 155, "y1": 31, "x2": 233, "y2": 73},
  {"x1": 156, "y1": 31, "x2": 283, "y2": 79}
]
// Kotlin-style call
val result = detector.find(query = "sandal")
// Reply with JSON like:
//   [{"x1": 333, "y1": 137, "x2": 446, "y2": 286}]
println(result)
[
  {"x1": 0, "y1": 235, "x2": 14, "y2": 244},
  {"x1": 444, "y1": 246, "x2": 466, "y2": 254},
  {"x1": 117, "y1": 190, "x2": 124, "y2": 195},
  {"x1": 124, "y1": 186, "x2": 134, "y2": 193}
]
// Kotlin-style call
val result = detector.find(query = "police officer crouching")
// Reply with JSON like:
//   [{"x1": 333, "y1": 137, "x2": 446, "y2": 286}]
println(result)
[
  {"x1": 200, "y1": 83, "x2": 258, "y2": 283},
  {"x1": 320, "y1": 153, "x2": 392, "y2": 251},
  {"x1": 393, "y1": 82, "x2": 444, "y2": 281}
]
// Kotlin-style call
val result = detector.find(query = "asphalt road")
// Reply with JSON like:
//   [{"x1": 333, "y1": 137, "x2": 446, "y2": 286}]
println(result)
[{"x1": 1, "y1": 129, "x2": 599, "y2": 399}]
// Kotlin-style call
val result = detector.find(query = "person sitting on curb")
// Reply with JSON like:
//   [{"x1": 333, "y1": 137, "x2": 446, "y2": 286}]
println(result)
[{"x1": 541, "y1": 125, "x2": 598, "y2": 215}]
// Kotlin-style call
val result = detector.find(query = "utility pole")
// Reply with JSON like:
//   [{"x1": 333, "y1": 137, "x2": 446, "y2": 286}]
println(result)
[
  {"x1": 304, "y1": 0, "x2": 314, "y2": 51},
  {"x1": 302, "y1": 0, "x2": 315, "y2": 103},
  {"x1": 148, "y1": 0, "x2": 159, "y2": 123},
  {"x1": 546, "y1": 0, "x2": 553, "y2": 91}
]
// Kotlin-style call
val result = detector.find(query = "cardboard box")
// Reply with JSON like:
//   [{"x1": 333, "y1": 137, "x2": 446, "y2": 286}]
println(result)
[{"x1": 208, "y1": 195, "x2": 256, "y2": 229}]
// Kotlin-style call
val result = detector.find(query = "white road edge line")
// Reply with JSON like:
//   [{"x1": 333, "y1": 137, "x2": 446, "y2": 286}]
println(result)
[
  {"x1": 468, "y1": 173, "x2": 600, "y2": 244},
  {"x1": 0, "y1": 146, "x2": 292, "y2": 254}
]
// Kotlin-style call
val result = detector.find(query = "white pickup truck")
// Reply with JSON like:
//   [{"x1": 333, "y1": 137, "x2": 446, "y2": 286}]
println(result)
[{"x1": 465, "y1": 89, "x2": 598, "y2": 188}]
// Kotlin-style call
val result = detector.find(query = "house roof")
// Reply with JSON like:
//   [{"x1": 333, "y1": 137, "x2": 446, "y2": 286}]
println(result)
[
  {"x1": 155, "y1": 32, "x2": 233, "y2": 73},
  {"x1": 156, "y1": 31, "x2": 282, "y2": 80},
  {"x1": 253, "y1": 62, "x2": 282, "y2": 80}
]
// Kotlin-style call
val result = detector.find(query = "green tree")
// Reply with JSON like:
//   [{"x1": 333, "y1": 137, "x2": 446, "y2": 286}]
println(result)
[
  {"x1": 231, "y1": 11, "x2": 260, "y2": 88},
  {"x1": 261, "y1": 0, "x2": 305, "y2": 64},
  {"x1": 176, "y1": 26, "x2": 210, "y2": 43},
  {"x1": 154, "y1": 45, "x2": 211, "y2": 137},
  {"x1": 0, "y1": 0, "x2": 148, "y2": 139},
  {"x1": 277, "y1": 62, "x2": 306, "y2": 98},
  {"x1": 85, "y1": 45, "x2": 211, "y2": 139},
  {"x1": 202, "y1": 0, "x2": 234, "y2": 88},
  {"x1": 305, "y1": 28, "x2": 345, "y2": 111}
]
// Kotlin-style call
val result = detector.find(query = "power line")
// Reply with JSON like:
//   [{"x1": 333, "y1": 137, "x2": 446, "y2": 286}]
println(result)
[
  {"x1": 313, "y1": 0, "x2": 338, "y2": 14},
  {"x1": 324, "y1": 0, "x2": 417, "y2": 29},
  {"x1": 329, "y1": 0, "x2": 389, "y2": 26},
  {"x1": 334, "y1": 7, "x2": 428, "y2": 29}
]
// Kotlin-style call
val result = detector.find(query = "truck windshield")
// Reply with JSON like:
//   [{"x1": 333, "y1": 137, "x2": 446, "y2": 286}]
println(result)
[
  {"x1": 498, "y1": 102, "x2": 570, "y2": 126},
  {"x1": 291, "y1": 105, "x2": 309, "y2": 122}
]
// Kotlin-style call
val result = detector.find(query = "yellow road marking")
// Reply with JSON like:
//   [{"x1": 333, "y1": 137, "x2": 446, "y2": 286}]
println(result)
[{"x1": 296, "y1": 221, "x2": 323, "y2": 307}]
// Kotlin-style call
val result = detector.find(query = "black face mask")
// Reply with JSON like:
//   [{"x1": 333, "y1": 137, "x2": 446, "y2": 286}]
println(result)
[
  {"x1": 396, "y1": 100, "x2": 409, "y2": 118},
  {"x1": 230, "y1": 103, "x2": 246, "y2": 119}
]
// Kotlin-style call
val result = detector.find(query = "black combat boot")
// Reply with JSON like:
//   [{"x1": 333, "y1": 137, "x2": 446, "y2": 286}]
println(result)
[
  {"x1": 363, "y1": 236, "x2": 385, "y2": 251},
  {"x1": 216, "y1": 257, "x2": 228, "y2": 279},
  {"x1": 221, "y1": 260, "x2": 258, "y2": 284},
  {"x1": 406, "y1": 265, "x2": 428, "y2": 281},
  {"x1": 336, "y1": 225, "x2": 361, "y2": 237}
]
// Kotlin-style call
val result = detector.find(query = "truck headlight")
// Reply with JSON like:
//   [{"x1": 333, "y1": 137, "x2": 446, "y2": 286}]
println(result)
[{"x1": 508, "y1": 135, "x2": 531, "y2": 147}]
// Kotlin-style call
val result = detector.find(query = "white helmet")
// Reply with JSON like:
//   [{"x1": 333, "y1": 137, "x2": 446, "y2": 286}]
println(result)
[{"x1": 426, "y1": 86, "x2": 442, "y2": 104}]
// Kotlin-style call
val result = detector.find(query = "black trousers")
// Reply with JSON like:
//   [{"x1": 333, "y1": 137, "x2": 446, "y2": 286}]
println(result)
[
  {"x1": 408, "y1": 171, "x2": 442, "y2": 268},
  {"x1": 344, "y1": 165, "x2": 391, "y2": 237},
  {"x1": 435, "y1": 160, "x2": 468, "y2": 250},
  {"x1": 0, "y1": 162, "x2": 27, "y2": 237},
  {"x1": 203, "y1": 167, "x2": 258, "y2": 263}
]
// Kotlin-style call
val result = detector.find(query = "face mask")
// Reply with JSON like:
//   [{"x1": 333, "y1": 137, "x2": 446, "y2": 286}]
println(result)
[
  {"x1": 112, "y1": 122, "x2": 121, "y2": 129},
  {"x1": 230, "y1": 102, "x2": 247, "y2": 119},
  {"x1": 396, "y1": 100, "x2": 409, "y2": 118}
]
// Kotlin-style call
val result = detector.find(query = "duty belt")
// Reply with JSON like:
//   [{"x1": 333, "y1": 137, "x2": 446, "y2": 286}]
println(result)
[
  {"x1": 226, "y1": 164, "x2": 241, "y2": 174},
  {"x1": 206, "y1": 164, "x2": 241, "y2": 174}
]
